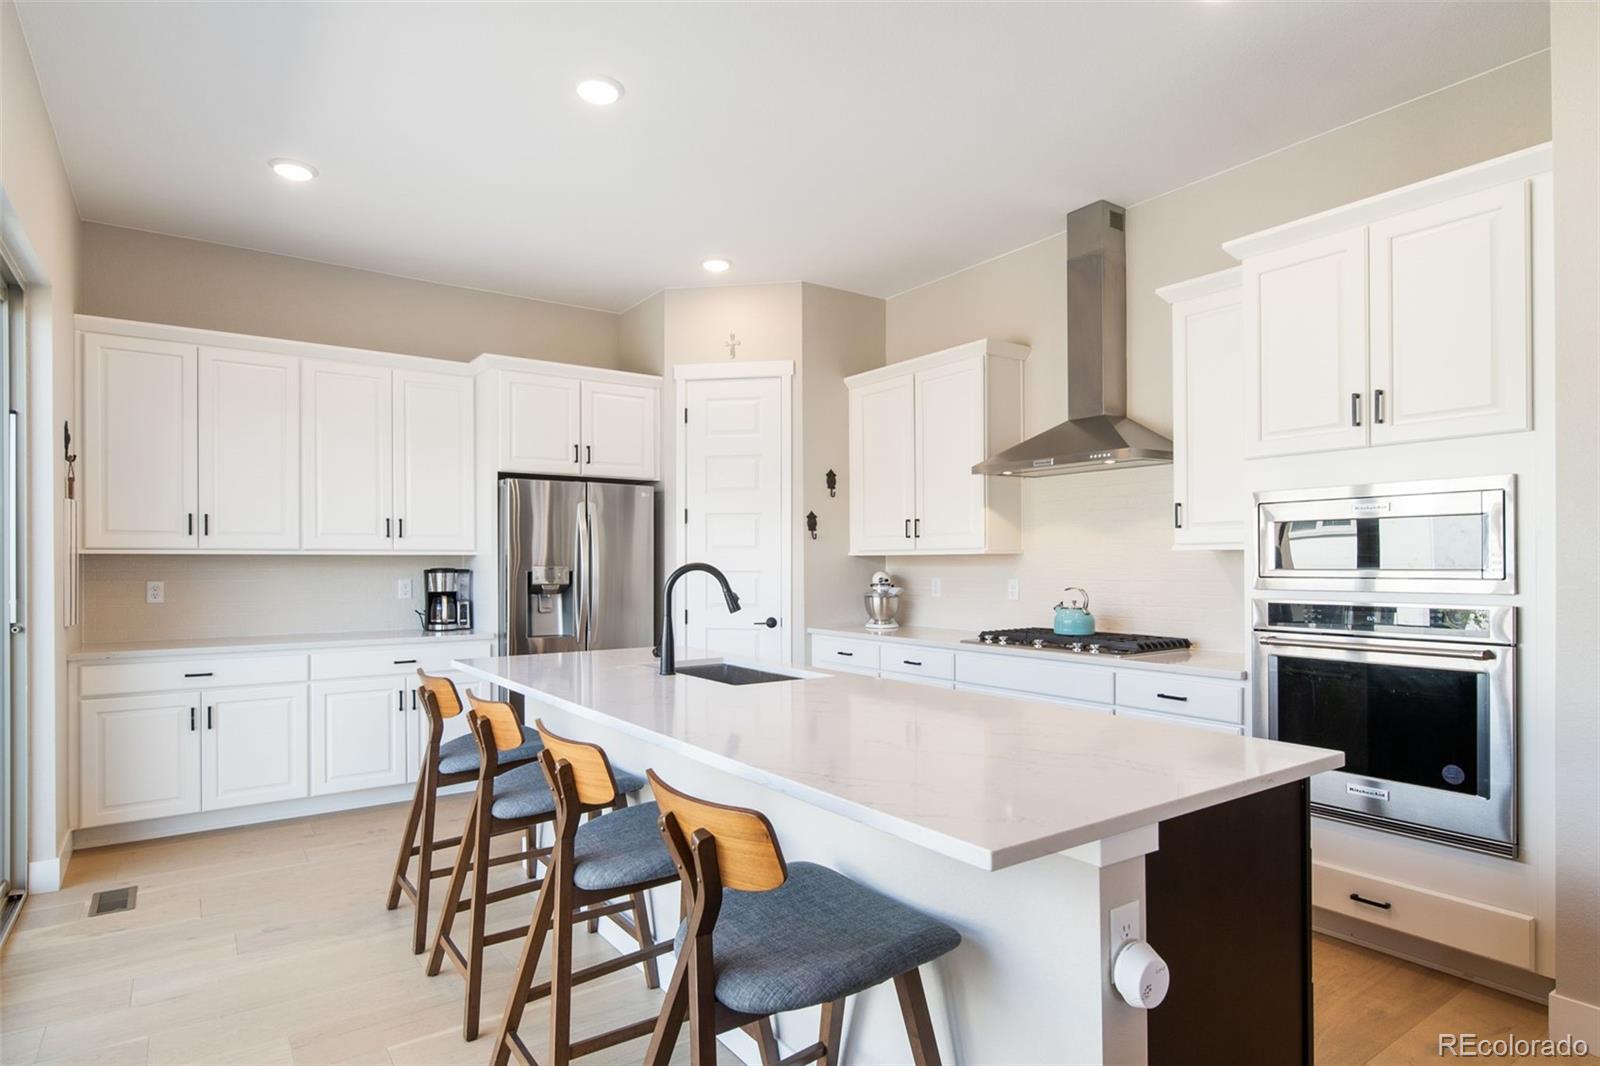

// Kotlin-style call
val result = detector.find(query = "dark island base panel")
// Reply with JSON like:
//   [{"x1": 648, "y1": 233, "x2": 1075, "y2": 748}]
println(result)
[{"x1": 1146, "y1": 780, "x2": 1313, "y2": 1066}]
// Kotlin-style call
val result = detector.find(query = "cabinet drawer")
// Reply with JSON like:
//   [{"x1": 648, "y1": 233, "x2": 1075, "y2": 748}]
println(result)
[
  {"x1": 878, "y1": 645, "x2": 954, "y2": 681},
  {"x1": 1115, "y1": 706, "x2": 1243, "y2": 735},
  {"x1": 1113, "y1": 671, "x2": 1243, "y2": 725},
  {"x1": 80, "y1": 654, "x2": 308, "y2": 698},
  {"x1": 811, "y1": 635, "x2": 881, "y2": 672},
  {"x1": 311, "y1": 641, "x2": 494, "y2": 680},
  {"x1": 954, "y1": 651, "x2": 1114, "y2": 705},
  {"x1": 880, "y1": 671, "x2": 955, "y2": 690}
]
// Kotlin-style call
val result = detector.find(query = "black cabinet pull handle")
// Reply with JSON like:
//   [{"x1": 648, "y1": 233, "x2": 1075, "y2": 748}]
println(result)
[
  {"x1": 1349, "y1": 892, "x2": 1392, "y2": 911},
  {"x1": 203, "y1": 513, "x2": 209, "y2": 536},
  {"x1": 573, "y1": 444, "x2": 579, "y2": 462},
  {"x1": 903, "y1": 659, "x2": 923, "y2": 667},
  {"x1": 189, "y1": 707, "x2": 195, "y2": 731},
  {"x1": 914, "y1": 518, "x2": 920, "y2": 538},
  {"x1": 393, "y1": 658, "x2": 418, "y2": 665},
  {"x1": 1174, "y1": 502, "x2": 1182, "y2": 529},
  {"x1": 183, "y1": 671, "x2": 213, "y2": 678},
  {"x1": 1351, "y1": 392, "x2": 1363, "y2": 427},
  {"x1": 904, "y1": 519, "x2": 911, "y2": 539},
  {"x1": 411, "y1": 688, "x2": 417, "y2": 710},
  {"x1": 1156, "y1": 692, "x2": 1189, "y2": 702},
  {"x1": 398, "y1": 518, "x2": 404, "y2": 539},
  {"x1": 1374, "y1": 389, "x2": 1386, "y2": 424},
  {"x1": 398, "y1": 689, "x2": 405, "y2": 713},
  {"x1": 835, "y1": 650, "x2": 854, "y2": 657},
  {"x1": 206, "y1": 706, "x2": 213, "y2": 730},
  {"x1": 187, "y1": 513, "x2": 194, "y2": 535}
]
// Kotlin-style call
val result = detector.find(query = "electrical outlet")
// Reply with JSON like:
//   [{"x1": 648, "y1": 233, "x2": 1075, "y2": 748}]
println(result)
[
  {"x1": 1007, "y1": 578, "x2": 1019, "y2": 601},
  {"x1": 145, "y1": 581, "x2": 164, "y2": 605},
  {"x1": 931, "y1": 577, "x2": 942, "y2": 598},
  {"x1": 398, "y1": 578, "x2": 414, "y2": 600},
  {"x1": 1110, "y1": 900, "x2": 1141, "y2": 951}
]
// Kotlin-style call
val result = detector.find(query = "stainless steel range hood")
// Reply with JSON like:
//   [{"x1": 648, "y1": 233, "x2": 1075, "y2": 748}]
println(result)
[{"x1": 973, "y1": 201, "x2": 1173, "y2": 477}]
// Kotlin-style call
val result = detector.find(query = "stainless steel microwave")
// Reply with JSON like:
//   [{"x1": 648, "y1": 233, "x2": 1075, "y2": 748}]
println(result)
[{"x1": 1255, "y1": 476, "x2": 1515, "y2": 595}]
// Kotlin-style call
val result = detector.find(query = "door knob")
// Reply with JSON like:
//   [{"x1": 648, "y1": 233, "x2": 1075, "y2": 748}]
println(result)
[{"x1": 754, "y1": 617, "x2": 778, "y2": 629}]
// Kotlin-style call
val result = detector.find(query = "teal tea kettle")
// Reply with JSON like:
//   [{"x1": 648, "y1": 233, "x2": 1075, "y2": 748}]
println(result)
[{"x1": 1053, "y1": 587, "x2": 1096, "y2": 636}]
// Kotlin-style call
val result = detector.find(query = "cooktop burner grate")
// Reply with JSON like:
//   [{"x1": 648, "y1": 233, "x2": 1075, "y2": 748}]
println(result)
[{"x1": 971, "y1": 628, "x2": 1193, "y2": 655}]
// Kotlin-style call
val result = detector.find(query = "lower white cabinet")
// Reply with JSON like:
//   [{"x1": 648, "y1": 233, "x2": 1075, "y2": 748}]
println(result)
[
  {"x1": 201, "y1": 684, "x2": 309, "y2": 810},
  {"x1": 309, "y1": 675, "x2": 412, "y2": 796},
  {"x1": 80, "y1": 692, "x2": 204, "y2": 826}
]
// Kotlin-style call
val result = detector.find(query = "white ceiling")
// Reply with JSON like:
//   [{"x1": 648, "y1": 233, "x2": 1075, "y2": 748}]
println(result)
[{"x1": 18, "y1": 1, "x2": 1548, "y2": 312}]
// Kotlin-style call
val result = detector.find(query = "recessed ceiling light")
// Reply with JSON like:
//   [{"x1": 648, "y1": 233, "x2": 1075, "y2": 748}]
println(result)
[
  {"x1": 702, "y1": 258, "x2": 732, "y2": 274},
  {"x1": 576, "y1": 77, "x2": 624, "y2": 106},
  {"x1": 269, "y1": 158, "x2": 317, "y2": 183}
]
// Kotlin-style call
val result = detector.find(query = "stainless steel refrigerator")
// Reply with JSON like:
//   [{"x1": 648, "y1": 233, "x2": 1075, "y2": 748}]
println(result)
[{"x1": 498, "y1": 477, "x2": 657, "y2": 656}]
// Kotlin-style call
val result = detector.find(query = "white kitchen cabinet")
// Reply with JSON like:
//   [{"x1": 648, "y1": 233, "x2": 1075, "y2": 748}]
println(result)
[
  {"x1": 582, "y1": 380, "x2": 658, "y2": 480},
  {"x1": 82, "y1": 333, "x2": 199, "y2": 550},
  {"x1": 1114, "y1": 706, "x2": 1243, "y2": 735},
  {"x1": 393, "y1": 370, "x2": 475, "y2": 552},
  {"x1": 846, "y1": 339, "x2": 1026, "y2": 556},
  {"x1": 198, "y1": 348, "x2": 300, "y2": 550},
  {"x1": 301, "y1": 360, "x2": 394, "y2": 551},
  {"x1": 1368, "y1": 181, "x2": 1530, "y2": 445},
  {"x1": 200, "y1": 684, "x2": 309, "y2": 810},
  {"x1": 1160, "y1": 271, "x2": 1246, "y2": 550},
  {"x1": 80, "y1": 691, "x2": 202, "y2": 825},
  {"x1": 499, "y1": 370, "x2": 582, "y2": 476},
  {"x1": 309, "y1": 676, "x2": 411, "y2": 795},
  {"x1": 1240, "y1": 229, "x2": 1369, "y2": 458},
  {"x1": 847, "y1": 375, "x2": 917, "y2": 552}
]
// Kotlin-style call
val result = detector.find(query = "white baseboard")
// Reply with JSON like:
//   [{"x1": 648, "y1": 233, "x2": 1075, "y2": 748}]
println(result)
[
  {"x1": 1549, "y1": 992, "x2": 1600, "y2": 1055},
  {"x1": 26, "y1": 832, "x2": 74, "y2": 893}
]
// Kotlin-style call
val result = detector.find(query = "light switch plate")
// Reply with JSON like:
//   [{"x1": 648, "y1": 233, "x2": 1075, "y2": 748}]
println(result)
[
  {"x1": 931, "y1": 577, "x2": 942, "y2": 599},
  {"x1": 145, "y1": 581, "x2": 164, "y2": 605},
  {"x1": 398, "y1": 578, "x2": 414, "y2": 600},
  {"x1": 1007, "y1": 578, "x2": 1019, "y2": 601},
  {"x1": 1110, "y1": 900, "x2": 1141, "y2": 951}
]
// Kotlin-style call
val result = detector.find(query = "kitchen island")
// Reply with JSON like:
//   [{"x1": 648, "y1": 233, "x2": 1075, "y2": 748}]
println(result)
[{"x1": 455, "y1": 648, "x2": 1341, "y2": 1065}]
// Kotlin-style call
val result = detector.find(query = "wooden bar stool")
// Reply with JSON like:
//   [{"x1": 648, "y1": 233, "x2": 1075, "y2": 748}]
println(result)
[
  {"x1": 386, "y1": 671, "x2": 542, "y2": 955},
  {"x1": 644, "y1": 771, "x2": 961, "y2": 1066},
  {"x1": 490, "y1": 720, "x2": 679, "y2": 1066}
]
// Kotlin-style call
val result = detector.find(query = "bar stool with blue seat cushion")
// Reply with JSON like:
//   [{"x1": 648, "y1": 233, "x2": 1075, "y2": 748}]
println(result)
[
  {"x1": 489, "y1": 720, "x2": 680, "y2": 1066},
  {"x1": 644, "y1": 770, "x2": 960, "y2": 1066},
  {"x1": 387, "y1": 671, "x2": 543, "y2": 956}
]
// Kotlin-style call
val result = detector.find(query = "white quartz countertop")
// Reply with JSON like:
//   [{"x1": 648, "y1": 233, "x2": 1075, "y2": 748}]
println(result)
[
  {"x1": 455, "y1": 647, "x2": 1338, "y2": 871},
  {"x1": 69, "y1": 630, "x2": 492, "y2": 662},
  {"x1": 808, "y1": 623, "x2": 1249, "y2": 680}
]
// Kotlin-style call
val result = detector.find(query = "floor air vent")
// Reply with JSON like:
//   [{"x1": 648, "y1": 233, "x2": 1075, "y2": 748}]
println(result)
[{"x1": 88, "y1": 886, "x2": 137, "y2": 916}]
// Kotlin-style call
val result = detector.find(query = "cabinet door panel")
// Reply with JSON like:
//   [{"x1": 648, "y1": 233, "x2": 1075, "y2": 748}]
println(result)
[
  {"x1": 310, "y1": 677, "x2": 409, "y2": 795},
  {"x1": 198, "y1": 348, "x2": 300, "y2": 550},
  {"x1": 201, "y1": 684, "x2": 308, "y2": 810},
  {"x1": 1242, "y1": 230, "x2": 1368, "y2": 457},
  {"x1": 582, "y1": 380, "x2": 657, "y2": 480},
  {"x1": 394, "y1": 370, "x2": 474, "y2": 552},
  {"x1": 913, "y1": 359, "x2": 986, "y2": 552},
  {"x1": 1369, "y1": 181, "x2": 1530, "y2": 445},
  {"x1": 302, "y1": 360, "x2": 394, "y2": 550},
  {"x1": 80, "y1": 692, "x2": 201, "y2": 826},
  {"x1": 1171, "y1": 289, "x2": 1246, "y2": 549},
  {"x1": 83, "y1": 334, "x2": 198, "y2": 549},
  {"x1": 848, "y1": 375, "x2": 916, "y2": 553},
  {"x1": 500, "y1": 372, "x2": 582, "y2": 476}
]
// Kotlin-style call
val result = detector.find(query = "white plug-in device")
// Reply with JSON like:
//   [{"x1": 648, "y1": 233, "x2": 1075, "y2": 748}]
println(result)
[{"x1": 1112, "y1": 939, "x2": 1170, "y2": 1009}]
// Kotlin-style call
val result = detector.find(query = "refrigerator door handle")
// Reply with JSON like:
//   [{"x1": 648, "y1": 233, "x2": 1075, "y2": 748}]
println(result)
[{"x1": 575, "y1": 495, "x2": 591, "y2": 649}]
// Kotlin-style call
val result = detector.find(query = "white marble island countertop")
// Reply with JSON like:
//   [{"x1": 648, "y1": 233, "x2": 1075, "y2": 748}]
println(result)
[{"x1": 456, "y1": 647, "x2": 1338, "y2": 871}]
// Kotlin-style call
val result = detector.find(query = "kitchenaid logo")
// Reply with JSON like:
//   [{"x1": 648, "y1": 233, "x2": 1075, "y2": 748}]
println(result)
[
  {"x1": 1352, "y1": 501, "x2": 1392, "y2": 513},
  {"x1": 1347, "y1": 783, "x2": 1390, "y2": 801},
  {"x1": 1031, "y1": 458, "x2": 1055, "y2": 467}
]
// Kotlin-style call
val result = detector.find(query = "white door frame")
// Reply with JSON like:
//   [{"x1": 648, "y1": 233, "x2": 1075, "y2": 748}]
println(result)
[{"x1": 673, "y1": 361, "x2": 794, "y2": 663}]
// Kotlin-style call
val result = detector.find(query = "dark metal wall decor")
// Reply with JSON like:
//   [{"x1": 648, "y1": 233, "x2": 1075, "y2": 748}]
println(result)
[
  {"x1": 825, "y1": 469, "x2": 837, "y2": 497},
  {"x1": 805, "y1": 511, "x2": 818, "y2": 540}
]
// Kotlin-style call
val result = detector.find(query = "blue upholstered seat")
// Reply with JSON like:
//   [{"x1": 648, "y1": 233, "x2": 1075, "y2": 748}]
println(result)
[
  {"x1": 490, "y1": 763, "x2": 558, "y2": 821},
  {"x1": 437, "y1": 727, "x2": 541, "y2": 775},
  {"x1": 676, "y1": 862, "x2": 960, "y2": 1016},
  {"x1": 571, "y1": 801, "x2": 677, "y2": 892}
]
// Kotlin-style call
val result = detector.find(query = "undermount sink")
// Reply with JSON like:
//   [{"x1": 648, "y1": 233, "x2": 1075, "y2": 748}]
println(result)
[{"x1": 674, "y1": 662, "x2": 803, "y2": 686}]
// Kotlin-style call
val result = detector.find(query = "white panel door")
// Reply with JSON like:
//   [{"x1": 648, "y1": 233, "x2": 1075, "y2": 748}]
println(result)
[
  {"x1": 1369, "y1": 181, "x2": 1530, "y2": 446},
  {"x1": 682, "y1": 377, "x2": 786, "y2": 661},
  {"x1": 582, "y1": 380, "x2": 658, "y2": 480},
  {"x1": 1241, "y1": 229, "x2": 1369, "y2": 457},
  {"x1": 1171, "y1": 288, "x2": 1246, "y2": 549},
  {"x1": 198, "y1": 348, "x2": 300, "y2": 550},
  {"x1": 201, "y1": 684, "x2": 308, "y2": 810},
  {"x1": 394, "y1": 370, "x2": 475, "y2": 552},
  {"x1": 848, "y1": 375, "x2": 916, "y2": 553},
  {"x1": 913, "y1": 358, "x2": 986, "y2": 552},
  {"x1": 310, "y1": 676, "x2": 410, "y2": 795},
  {"x1": 80, "y1": 691, "x2": 201, "y2": 826},
  {"x1": 500, "y1": 371, "x2": 582, "y2": 476},
  {"x1": 82, "y1": 333, "x2": 198, "y2": 549},
  {"x1": 302, "y1": 360, "x2": 394, "y2": 550}
]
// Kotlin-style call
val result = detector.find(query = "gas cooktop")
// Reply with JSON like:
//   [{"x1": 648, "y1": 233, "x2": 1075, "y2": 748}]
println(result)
[{"x1": 964, "y1": 628, "x2": 1193, "y2": 656}]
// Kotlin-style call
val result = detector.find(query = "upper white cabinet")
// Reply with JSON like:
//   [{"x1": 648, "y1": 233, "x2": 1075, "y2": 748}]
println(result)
[
  {"x1": 393, "y1": 370, "x2": 475, "y2": 551},
  {"x1": 1160, "y1": 270, "x2": 1246, "y2": 550},
  {"x1": 199, "y1": 348, "x2": 300, "y2": 550},
  {"x1": 1225, "y1": 149, "x2": 1543, "y2": 459},
  {"x1": 496, "y1": 365, "x2": 660, "y2": 481},
  {"x1": 846, "y1": 339, "x2": 1026, "y2": 556},
  {"x1": 83, "y1": 334, "x2": 199, "y2": 550}
]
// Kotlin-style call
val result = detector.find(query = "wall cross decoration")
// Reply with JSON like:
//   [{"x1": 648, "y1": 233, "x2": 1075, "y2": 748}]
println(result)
[{"x1": 725, "y1": 333, "x2": 741, "y2": 359}]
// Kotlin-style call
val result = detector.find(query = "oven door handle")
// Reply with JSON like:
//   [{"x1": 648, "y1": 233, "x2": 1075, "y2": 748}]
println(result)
[{"x1": 1256, "y1": 635, "x2": 1496, "y2": 661}]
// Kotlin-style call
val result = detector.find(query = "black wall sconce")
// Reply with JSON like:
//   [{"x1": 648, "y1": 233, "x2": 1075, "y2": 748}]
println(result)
[
  {"x1": 805, "y1": 511, "x2": 818, "y2": 540},
  {"x1": 825, "y1": 469, "x2": 837, "y2": 497}
]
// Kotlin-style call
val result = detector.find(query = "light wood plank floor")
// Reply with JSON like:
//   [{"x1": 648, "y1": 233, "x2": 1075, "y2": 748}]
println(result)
[{"x1": 0, "y1": 799, "x2": 1580, "y2": 1065}]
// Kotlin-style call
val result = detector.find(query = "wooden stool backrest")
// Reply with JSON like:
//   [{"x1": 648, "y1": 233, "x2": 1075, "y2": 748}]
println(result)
[
  {"x1": 646, "y1": 769, "x2": 787, "y2": 893},
  {"x1": 416, "y1": 670, "x2": 464, "y2": 721},
  {"x1": 464, "y1": 692, "x2": 528, "y2": 756},
  {"x1": 532, "y1": 719, "x2": 620, "y2": 808}
]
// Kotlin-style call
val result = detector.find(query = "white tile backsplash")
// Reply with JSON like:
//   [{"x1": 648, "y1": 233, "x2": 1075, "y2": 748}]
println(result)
[
  {"x1": 883, "y1": 465, "x2": 1248, "y2": 651},
  {"x1": 81, "y1": 554, "x2": 472, "y2": 644}
]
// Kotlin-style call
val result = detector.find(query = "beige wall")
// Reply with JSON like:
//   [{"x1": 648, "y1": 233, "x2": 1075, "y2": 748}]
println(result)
[
  {"x1": 79, "y1": 222, "x2": 620, "y2": 367},
  {"x1": 616, "y1": 291, "x2": 664, "y2": 376},
  {"x1": 882, "y1": 53, "x2": 1552, "y2": 653},
  {"x1": 1549, "y1": 0, "x2": 1600, "y2": 1032},
  {"x1": 2, "y1": 0, "x2": 82, "y2": 870}
]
